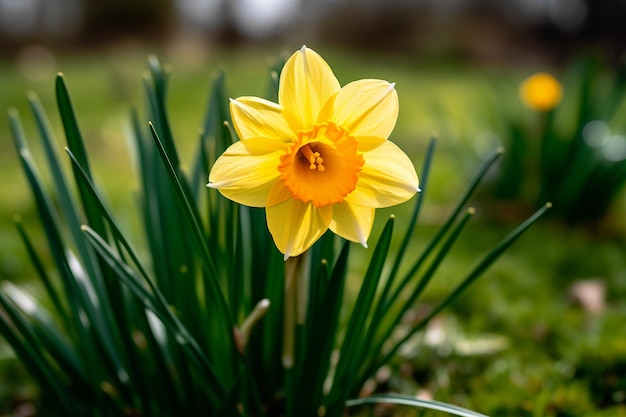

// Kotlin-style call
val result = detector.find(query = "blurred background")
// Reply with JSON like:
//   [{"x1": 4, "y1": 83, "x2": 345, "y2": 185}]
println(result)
[
  {"x1": 0, "y1": 0, "x2": 622, "y2": 52},
  {"x1": 2, "y1": 0, "x2": 626, "y2": 416}
]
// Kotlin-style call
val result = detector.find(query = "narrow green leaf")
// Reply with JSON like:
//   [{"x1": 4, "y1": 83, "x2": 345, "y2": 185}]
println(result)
[
  {"x1": 384, "y1": 146, "x2": 504, "y2": 313},
  {"x1": 327, "y1": 216, "x2": 395, "y2": 406},
  {"x1": 346, "y1": 394, "x2": 489, "y2": 417},
  {"x1": 359, "y1": 208, "x2": 475, "y2": 385},
  {"x1": 370, "y1": 203, "x2": 552, "y2": 383},
  {"x1": 55, "y1": 74, "x2": 107, "y2": 237},
  {"x1": 53, "y1": 81, "x2": 134, "y2": 394},
  {"x1": 192, "y1": 70, "x2": 230, "y2": 199},
  {"x1": 10, "y1": 109, "x2": 137, "y2": 413},
  {"x1": 148, "y1": 123, "x2": 232, "y2": 321},
  {"x1": 65, "y1": 148, "x2": 156, "y2": 289},
  {"x1": 28, "y1": 92, "x2": 83, "y2": 243},
  {"x1": 387, "y1": 136, "x2": 436, "y2": 285},
  {"x1": 0, "y1": 290, "x2": 82, "y2": 415},
  {"x1": 246, "y1": 242, "x2": 285, "y2": 403},
  {"x1": 66, "y1": 146, "x2": 211, "y2": 413},
  {"x1": 28, "y1": 94, "x2": 128, "y2": 378},
  {"x1": 425, "y1": 202, "x2": 552, "y2": 317},
  {"x1": 13, "y1": 218, "x2": 67, "y2": 320},
  {"x1": 2, "y1": 283, "x2": 88, "y2": 389},
  {"x1": 8, "y1": 108, "x2": 89, "y2": 346},
  {"x1": 81, "y1": 225, "x2": 228, "y2": 403},
  {"x1": 295, "y1": 242, "x2": 350, "y2": 416},
  {"x1": 55, "y1": 74, "x2": 91, "y2": 177},
  {"x1": 364, "y1": 136, "x2": 436, "y2": 356},
  {"x1": 145, "y1": 55, "x2": 180, "y2": 168}
]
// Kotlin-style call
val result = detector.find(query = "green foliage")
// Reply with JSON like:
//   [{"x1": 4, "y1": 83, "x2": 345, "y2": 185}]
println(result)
[
  {"x1": 2, "y1": 55, "x2": 547, "y2": 416},
  {"x1": 491, "y1": 56, "x2": 626, "y2": 224}
]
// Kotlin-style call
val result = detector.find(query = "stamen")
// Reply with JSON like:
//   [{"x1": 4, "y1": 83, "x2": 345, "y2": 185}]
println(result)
[
  {"x1": 278, "y1": 121, "x2": 364, "y2": 207},
  {"x1": 299, "y1": 144, "x2": 325, "y2": 171}
]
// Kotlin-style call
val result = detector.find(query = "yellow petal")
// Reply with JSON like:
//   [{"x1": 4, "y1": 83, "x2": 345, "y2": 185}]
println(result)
[
  {"x1": 208, "y1": 138, "x2": 286, "y2": 207},
  {"x1": 266, "y1": 180, "x2": 293, "y2": 207},
  {"x1": 329, "y1": 202, "x2": 374, "y2": 247},
  {"x1": 320, "y1": 79, "x2": 398, "y2": 139},
  {"x1": 279, "y1": 46, "x2": 341, "y2": 133},
  {"x1": 345, "y1": 138, "x2": 419, "y2": 208},
  {"x1": 266, "y1": 197, "x2": 332, "y2": 259},
  {"x1": 230, "y1": 96, "x2": 294, "y2": 141}
]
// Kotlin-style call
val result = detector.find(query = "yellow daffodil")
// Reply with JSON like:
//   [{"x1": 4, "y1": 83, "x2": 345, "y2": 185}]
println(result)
[
  {"x1": 519, "y1": 72, "x2": 562, "y2": 112},
  {"x1": 208, "y1": 46, "x2": 419, "y2": 259}
]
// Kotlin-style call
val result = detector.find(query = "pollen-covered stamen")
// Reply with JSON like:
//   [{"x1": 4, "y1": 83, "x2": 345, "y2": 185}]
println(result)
[
  {"x1": 299, "y1": 144, "x2": 325, "y2": 171},
  {"x1": 278, "y1": 121, "x2": 364, "y2": 207}
]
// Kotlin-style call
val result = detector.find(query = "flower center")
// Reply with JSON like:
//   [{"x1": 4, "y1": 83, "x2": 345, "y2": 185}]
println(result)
[
  {"x1": 299, "y1": 144, "x2": 326, "y2": 171},
  {"x1": 278, "y1": 122, "x2": 364, "y2": 207}
]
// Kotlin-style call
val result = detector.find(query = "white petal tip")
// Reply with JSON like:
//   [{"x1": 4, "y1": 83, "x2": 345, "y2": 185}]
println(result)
[
  {"x1": 361, "y1": 241, "x2": 368, "y2": 249},
  {"x1": 389, "y1": 82, "x2": 396, "y2": 89},
  {"x1": 283, "y1": 253, "x2": 290, "y2": 262}
]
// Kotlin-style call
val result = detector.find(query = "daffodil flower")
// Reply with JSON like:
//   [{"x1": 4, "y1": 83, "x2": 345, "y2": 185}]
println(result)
[
  {"x1": 208, "y1": 46, "x2": 419, "y2": 259},
  {"x1": 519, "y1": 72, "x2": 562, "y2": 112}
]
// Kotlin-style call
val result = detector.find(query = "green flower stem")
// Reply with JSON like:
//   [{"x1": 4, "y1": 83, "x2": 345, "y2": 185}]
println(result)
[
  {"x1": 283, "y1": 252, "x2": 311, "y2": 368},
  {"x1": 283, "y1": 257, "x2": 297, "y2": 369},
  {"x1": 297, "y1": 251, "x2": 312, "y2": 326},
  {"x1": 236, "y1": 298, "x2": 271, "y2": 352}
]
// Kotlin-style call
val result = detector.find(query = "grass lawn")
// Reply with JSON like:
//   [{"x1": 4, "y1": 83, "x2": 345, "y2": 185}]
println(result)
[{"x1": 1, "y1": 42, "x2": 625, "y2": 416}]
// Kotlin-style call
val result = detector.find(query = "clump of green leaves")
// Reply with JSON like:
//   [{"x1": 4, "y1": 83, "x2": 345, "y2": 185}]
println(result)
[
  {"x1": 2, "y1": 55, "x2": 547, "y2": 417},
  {"x1": 490, "y1": 56, "x2": 626, "y2": 224}
]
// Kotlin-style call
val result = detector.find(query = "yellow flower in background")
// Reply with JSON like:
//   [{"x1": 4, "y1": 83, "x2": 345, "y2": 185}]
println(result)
[
  {"x1": 208, "y1": 46, "x2": 419, "y2": 259},
  {"x1": 519, "y1": 72, "x2": 563, "y2": 112}
]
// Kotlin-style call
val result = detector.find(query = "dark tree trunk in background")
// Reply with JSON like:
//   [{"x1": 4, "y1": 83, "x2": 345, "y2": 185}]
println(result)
[{"x1": 81, "y1": 0, "x2": 175, "y2": 43}]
